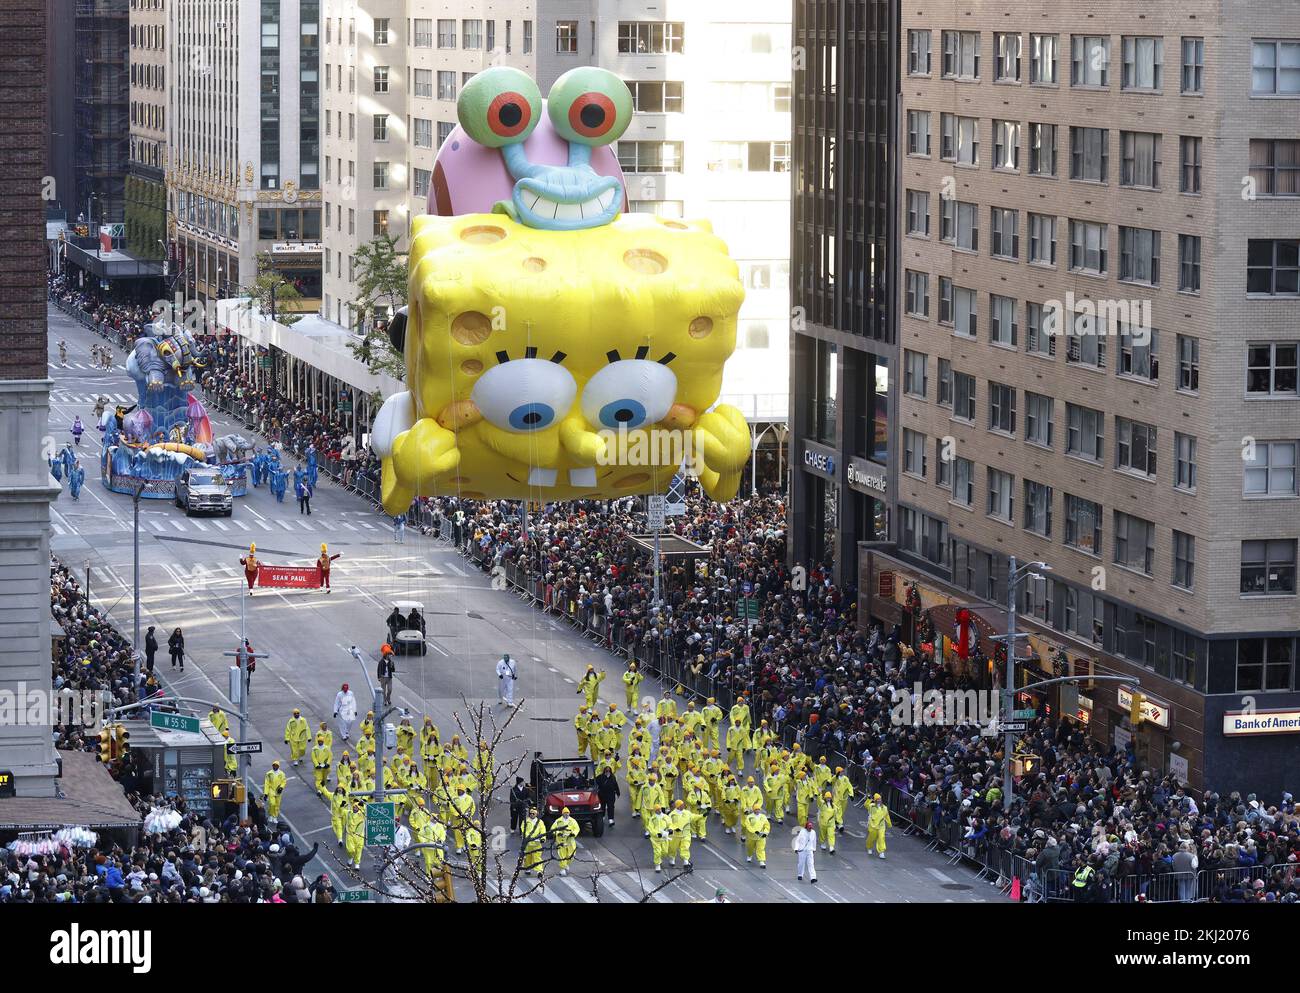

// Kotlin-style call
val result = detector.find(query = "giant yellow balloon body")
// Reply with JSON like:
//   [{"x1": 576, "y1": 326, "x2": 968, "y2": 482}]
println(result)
[{"x1": 372, "y1": 65, "x2": 749, "y2": 512}]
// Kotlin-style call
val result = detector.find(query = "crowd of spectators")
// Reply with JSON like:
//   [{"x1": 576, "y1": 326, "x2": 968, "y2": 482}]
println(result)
[{"x1": 48, "y1": 273, "x2": 154, "y2": 348}]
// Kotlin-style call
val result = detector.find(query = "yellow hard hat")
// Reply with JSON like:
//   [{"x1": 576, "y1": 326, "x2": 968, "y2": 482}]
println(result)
[
  {"x1": 836, "y1": 766, "x2": 844, "y2": 773},
  {"x1": 824, "y1": 791, "x2": 832, "y2": 800},
  {"x1": 746, "y1": 776, "x2": 755, "y2": 784},
  {"x1": 561, "y1": 806, "x2": 570, "y2": 815},
  {"x1": 675, "y1": 800, "x2": 684, "y2": 808},
  {"x1": 820, "y1": 755, "x2": 827, "y2": 762},
  {"x1": 873, "y1": 793, "x2": 882, "y2": 802},
  {"x1": 707, "y1": 697, "x2": 715, "y2": 704},
  {"x1": 752, "y1": 804, "x2": 761, "y2": 812},
  {"x1": 792, "y1": 743, "x2": 801, "y2": 751}
]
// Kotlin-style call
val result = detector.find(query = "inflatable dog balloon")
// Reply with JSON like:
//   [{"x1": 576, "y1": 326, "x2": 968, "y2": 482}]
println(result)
[{"x1": 374, "y1": 66, "x2": 749, "y2": 511}]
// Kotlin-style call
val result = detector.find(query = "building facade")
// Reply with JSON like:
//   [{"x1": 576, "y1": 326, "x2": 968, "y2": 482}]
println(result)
[
  {"x1": 166, "y1": 0, "x2": 322, "y2": 307},
  {"x1": 789, "y1": 0, "x2": 900, "y2": 579},
  {"x1": 127, "y1": 0, "x2": 168, "y2": 260},
  {"x1": 893, "y1": 0, "x2": 1300, "y2": 795},
  {"x1": 75, "y1": 0, "x2": 131, "y2": 226},
  {"x1": 319, "y1": 0, "x2": 537, "y2": 331}
]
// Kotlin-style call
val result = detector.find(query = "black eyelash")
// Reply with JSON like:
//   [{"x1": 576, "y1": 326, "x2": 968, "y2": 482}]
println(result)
[
  {"x1": 635, "y1": 345, "x2": 650, "y2": 360},
  {"x1": 495, "y1": 350, "x2": 510, "y2": 364},
  {"x1": 606, "y1": 349, "x2": 621, "y2": 364},
  {"x1": 524, "y1": 346, "x2": 538, "y2": 359},
  {"x1": 606, "y1": 348, "x2": 675, "y2": 365},
  {"x1": 658, "y1": 352, "x2": 676, "y2": 365},
  {"x1": 551, "y1": 351, "x2": 567, "y2": 364}
]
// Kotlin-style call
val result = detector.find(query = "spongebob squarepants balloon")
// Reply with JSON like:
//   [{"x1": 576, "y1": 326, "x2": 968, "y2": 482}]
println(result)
[{"x1": 372, "y1": 66, "x2": 749, "y2": 511}]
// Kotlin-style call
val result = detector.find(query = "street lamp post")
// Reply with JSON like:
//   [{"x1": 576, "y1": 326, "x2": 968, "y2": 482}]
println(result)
[
  {"x1": 1001, "y1": 555, "x2": 1051, "y2": 814},
  {"x1": 132, "y1": 481, "x2": 144, "y2": 692},
  {"x1": 84, "y1": 558, "x2": 91, "y2": 614}
]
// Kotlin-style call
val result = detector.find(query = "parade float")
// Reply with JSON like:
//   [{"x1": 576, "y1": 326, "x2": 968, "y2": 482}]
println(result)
[
  {"x1": 371, "y1": 66, "x2": 751, "y2": 512},
  {"x1": 100, "y1": 321, "x2": 256, "y2": 498}
]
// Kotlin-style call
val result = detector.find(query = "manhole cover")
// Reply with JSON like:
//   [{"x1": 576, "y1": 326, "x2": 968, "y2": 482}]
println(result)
[{"x1": 941, "y1": 883, "x2": 973, "y2": 891}]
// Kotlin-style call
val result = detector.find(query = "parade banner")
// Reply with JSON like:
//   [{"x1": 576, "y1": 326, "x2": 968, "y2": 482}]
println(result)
[{"x1": 256, "y1": 564, "x2": 321, "y2": 589}]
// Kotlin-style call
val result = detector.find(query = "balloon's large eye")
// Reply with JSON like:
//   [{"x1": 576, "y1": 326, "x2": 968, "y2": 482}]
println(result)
[
  {"x1": 472, "y1": 358, "x2": 576, "y2": 433},
  {"x1": 457, "y1": 67, "x2": 543, "y2": 148},
  {"x1": 547, "y1": 67, "x2": 633, "y2": 146},
  {"x1": 581, "y1": 358, "x2": 677, "y2": 430}
]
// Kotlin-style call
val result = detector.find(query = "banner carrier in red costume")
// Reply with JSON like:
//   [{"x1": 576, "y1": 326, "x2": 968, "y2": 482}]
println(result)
[
  {"x1": 317, "y1": 543, "x2": 341, "y2": 594},
  {"x1": 239, "y1": 543, "x2": 259, "y2": 594}
]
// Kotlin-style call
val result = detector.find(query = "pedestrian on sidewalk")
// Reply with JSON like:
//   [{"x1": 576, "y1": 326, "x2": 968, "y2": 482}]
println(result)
[
  {"x1": 377, "y1": 645, "x2": 396, "y2": 708},
  {"x1": 58, "y1": 339, "x2": 67, "y2": 366},
  {"x1": 144, "y1": 625, "x2": 158, "y2": 673},
  {"x1": 168, "y1": 627, "x2": 185, "y2": 671},
  {"x1": 794, "y1": 820, "x2": 818, "y2": 882},
  {"x1": 392, "y1": 512, "x2": 406, "y2": 543},
  {"x1": 496, "y1": 652, "x2": 517, "y2": 707},
  {"x1": 296, "y1": 471, "x2": 313, "y2": 514},
  {"x1": 333, "y1": 680, "x2": 358, "y2": 741}
]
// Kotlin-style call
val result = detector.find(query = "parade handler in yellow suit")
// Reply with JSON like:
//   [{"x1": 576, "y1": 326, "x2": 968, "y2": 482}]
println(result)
[{"x1": 866, "y1": 793, "x2": 892, "y2": 858}]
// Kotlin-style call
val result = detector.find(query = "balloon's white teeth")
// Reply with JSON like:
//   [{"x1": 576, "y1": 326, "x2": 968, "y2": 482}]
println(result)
[
  {"x1": 569, "y1": 467, "x2": 597, "y2": 488},
  {"x1": 554, "y1": 201, "x2": 583, "y2": 220},
  {"x1": 528, "y1": 467, "x2": 557, "y2": 487},
  {"x1": 598, "y1": 189, "x2": 616, "y2": 210}
]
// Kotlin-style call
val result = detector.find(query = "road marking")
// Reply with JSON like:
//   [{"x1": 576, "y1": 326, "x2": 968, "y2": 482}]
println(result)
[
  {"x1": 52, "y1": 522, "x2": 66, "y2": 535},
  {"x1": 555, "y1": 876, "x2": 596, "y2": 903},
  {"x1": 277, "y1": 520, "x2": 294, "y2": 531},
  {"x1": 598, "y1": 874, "x2": 637, "y2": 903},
  {"x1": 538, "y1": 882, "x2": 564, "y2": 903},
  {"x1": 148, "y1": 520, "x2": 165, "y2": 532},
  {"x1": 317, "y1": 519, "x2": 334, "y2": 530},
  {"x1": 213, "y1": 520, "x2": 229, "y2": 531},
  {"x1": 191, "y1": 520, "x2": 209, "y2": 531},
  {"x1": 255, "y1": 521, "x2": 273, "y2": 531},
  {"x1": 170, "y1": 520, "x2": 186, "y2": 531},
  {"x1": 359, "y1": 521, "x2": 375, "y2": 530},
  {"x1": 927, "y1": 867, "x2": 955, "y2": 884},
  {"x1": 442, "y1": 561, "x2": 465, "y2": 576},
  {"x1": 341, "y1": 522, "x2": 357, "y2": 531},
  {"x1": 245, "y1": 507, "x2": 267, "y2": 521},
  {"x1": 233, "y1": 520, "x2": 251, "y2": 530},
  {"x1": 296, "y1": 520, "x2": 314, "y2": 531}
]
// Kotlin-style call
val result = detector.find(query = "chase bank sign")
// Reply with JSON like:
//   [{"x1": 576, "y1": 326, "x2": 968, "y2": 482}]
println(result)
[{"x1": 801, "y1": 442, "x2": 837, "y2": 479}]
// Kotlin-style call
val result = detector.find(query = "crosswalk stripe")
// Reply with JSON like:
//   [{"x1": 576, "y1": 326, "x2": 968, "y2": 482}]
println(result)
[
  {"x1": 359, "y1": 521, "x2": 375, "y2": 530},
  {"x1": 296, "y1": 520, "x2": 314, "y2": 531},
  {"x1": 277, "y1": 520, "x2": 294, "y2": 531},
  {"x1": 170, "y1": 520, "x2": 185, "y2": 531},
  {"x1": 598, "y1": 874, "x2": 637, "y2": 903},
  {"x1": 443, "y1": 561, "x2": 465, "y2": 576},
  {"x1": 538, "y1": 883, "x2": 564, "y2": 904},
  {"x1": 191, "y1": 520, "x2": 209, "y2": 531},
  {"x1": 316, "y1": 519, "x2": 334, "y2": 530},
  {"x1": 341, "y1": 522, "x2": 357, "y2": 531},
  {"x1": 52, "y1": 522, "x2": 66, "y2": 535},
  {"x1": 213, "y1": 520, "x2": 229, "y2": 531},
  {"x1": 255, "y1": 521, "x2": 273, "y2": 531},
  {"x1": 147, "y1": 519, "x2": 164, "y2": 532},
  {"x1": 234, "y1": 520, "x2": 251, "y2": 531},
  {"x1": 555, "y1": 876, "x2": 596, "y2": 903}
]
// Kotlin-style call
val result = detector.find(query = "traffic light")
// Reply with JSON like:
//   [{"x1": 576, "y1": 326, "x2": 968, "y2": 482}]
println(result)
[
  {"x1": 115, "y1": 723, "x2": 130, "y2": 756},
  {"x1": 1130, "y1": 691, "x2": 1145, "y2": 726},
  {"x1": 97, "y1": 726, "x2": 114, "y2": 763},
  {"x1": 211, "y1": 779, "x2": 247, "y2": 803},
  {"x1": 432, "y1": 866, "x2": 455, "y2": 903}
]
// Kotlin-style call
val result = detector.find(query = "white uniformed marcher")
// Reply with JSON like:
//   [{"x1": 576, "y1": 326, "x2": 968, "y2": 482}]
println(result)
[
  {"x1": 793, "y1": 821, "x2": 818, "y2": 883},
  {"x1": 333, "y1": 679, "x2": 359, "y2": 742},
  {"x1": 496, "y1": 653, "x2": 518, "y2": 707}
]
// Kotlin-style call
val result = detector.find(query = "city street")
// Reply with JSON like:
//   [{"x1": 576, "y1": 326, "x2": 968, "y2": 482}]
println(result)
[{"x1": 46, "y1": 304, "x2": 990, "y2": 904}]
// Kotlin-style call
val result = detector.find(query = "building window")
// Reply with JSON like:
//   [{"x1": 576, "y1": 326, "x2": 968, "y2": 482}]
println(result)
[
  {"x1": 1236, "y1": 638, "x2": 1295, "y2": 692},
  {"x1": 523, "y1": 20, "x2": 532, "y2": 54},
  {"x1": 372, "y1": 210, "x2": 388, "y2": 237},
  {"x1": 1024, "y1": 480, "x2": 1053, "y2": 536},
  {"x1": 413, "y1": 118, "x2": 433, "y2": 149},
  {"x1": 1251, "y1": 40, "x2": 1300, "y2": 96},
  {"x1": 952, "y1": 457, "x2": 974, "y2": 506},
  {"x1": 1028, "y1": 213, "x2": 1057, "y2": 266},
  {"x1": 1249, "y1": 139, "x2": 1300, "y2": 196},
  {"x1": 463, "y1": 18, "x2": 482, "y2": 50},
  {"x1": 987, "y1": 468, "x2": 1015, "y2": 522},
  {"x1": 1066, "y1": 311, "x2": 1106, "y2": 369},
  {"x1": 437, "y1": 121, "x2": 455, "y2": 148},
  {"x1": 940, "y1": 198, "x2": 979, "y2": 251},
  {"x1": 953, "y1": 371, "x2": 976, "y2": 422},
  {"x1": 410, "y1": 69, "x2": 432, "y2": 99},
  {"x1": 1116, "y1": 417, "x2": 1158, "y2": 477},
  {"x1": 906, "y1": 190, "x2": 931, "y2": 237},
  {"x1": 617, "y1": 141, "x2": 684, "y2": 173},
  {"x1": 1114, "y1": 511, "x2": 1155, "y2": 575},
  {"x1": 988, "y1": 380, "x2": 1016, "y2": 433},
  {"x1": 993, "y1": 120, "x2": 1020, "y2": 170},
  {"x1": 1120, "y1": 131, "x2": 1161, "y2": 188},
  {"x1": 373, "y1": 114, "x2": 388, "y2": 141},
  {"x1": 1070, "y1": 126, "x2": 1109, "y2": 182},
  {"x1": 1118, "y1": 226, "x2": 1160, "y2": 285},
  {"x1": 905, "y1": 270, "x2": 929, "y2": 317},
  {"x1": 555, "y1": 19, "x2": 578, "y2": 53},
  {"x1": 1071, "y1": 35, "x2": 1110, "y2": 87},
  {"x1": 434, "y1": 18, "x2": 455, "y2": 48},
  {"x1": 1121, "y1": 36, "x2": 1163, "y2": 90},
  {"x1": 936, "y1": 440, "x2": 952, "y2": 488},
  {"x1": 372, "y1": 161, "x2": 388, "y2": 189},
  {"x1": 1171, "y1": 530, "x2": 1195, "y2": 590},
  {"x1": 938, "y1": 360, "x2": 953, "y2": 408},
  {"x1": 1247, "y1": 342, "x2": 1299, "y2": 395},
  {"x1": 940, "y1": 113, "x2": 979, "y2": 165},
  {"x1": 904, "y1": 350, "x2": 928, "y2": 397},
  {"x1": 941, "y1": 30, "x2": 980, "y2": 79},
  {"x1": 1177, "y1": 335, "x2": 1200, "y2": 393},
  {"x1": 1178, "y1": 136, "x2": 1202, "y2": 194},
  {"x1": 1118, "y1": 326, "x2": 1158, "y2": 382},
  {"x1": 413, "y1": 167, "x2": 431, "y2": 199},
  {"x1": 909, "y1": 30, "x2": 931, "y2": 75},
  {"x1": 938, "y1": 277, "x2": 953, "y2": 325},
  {"x1": 1171, "y1": 630, "x2": 1198, "y2": 686},
  {"x1": 990, "y1": 295, "x2": 1017, "y2": 347},
  {"x1": 1178, "y1": 235, "x2": 1201, "y2": 292},
  {"x1": 907, "y1": 110, "x2": 931, "y2": 156},
  {"x1": 628, "y1": 80, "x2": 684, "y2": 113},
  {"x1": 1066, "y1": 403, "x2": 1104, "y2": 462},
  {"x1": 1241, "y1": 540, "x2": 1297, "y2": 596},
  {"x1": 1244, "y1": 441, "x2": 1297, "y2": 496},
  {"x1": 953, "y1": 285, "x2": 978, "y2": 338},
  {"x1": 437, "y1": 71, "x2": 456, "y2": 101},
  {"x1": 373, "y1": 66, "x2": 389, "y2": 92},
  {"x1": 1029, "y1": 123, "x2": 1057, "y2": 176},
  {"x1": 373, "y1": 17, "x2": 389, "y2": 44},
  {"x1": 1170, "y1": 432, "x2": 1197, "y2": 492},
  {"x1": 991, "y1": 209, "x2": 1019, "y2": 260},
  {"x1": 995, "y1": 33, "x2": 1021, "y2": 81},
  {"x1": 617, "y1": 21, "x2": 684, "y2": 54},
  {"x1": 1026, "y1": 392, "x2": 1053, "y2": 447},
  {"x1": 413, "y1": 19, "x2": 432, "y2": 47},
  {"x1": 1030, "y1": 33, "x2": 1058, "y2": 83},
  {"x1": 1065, "y1": 494, "x2": 1102, "y2": 555},
  {"x1": 1247, "y1": 239, "x2": 1300, "y2": 295},
  {"x1": 1181, "y1": 37, "x2": 1204, "y2": 94},
  {"x1": 903, "y1": 429, "x2": 927, "y2": 478}
]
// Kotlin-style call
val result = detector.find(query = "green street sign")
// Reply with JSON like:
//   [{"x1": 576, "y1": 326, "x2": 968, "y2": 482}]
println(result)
[
  {"x1": 1013, "y1": 708, "x2": 1038, "y2": 720},
  {"x1": 365, "y1": 801, "x2": 396, "y2": 846},
  {"x1": 741, "y1": 597, "x2": 760, "y2": 620},
  {"x1": 338, "y1": 888, "x2": 370, "y2": 902},
  {"x1": 150, "y1": 711, "x2": 201, "y2": 734}
]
